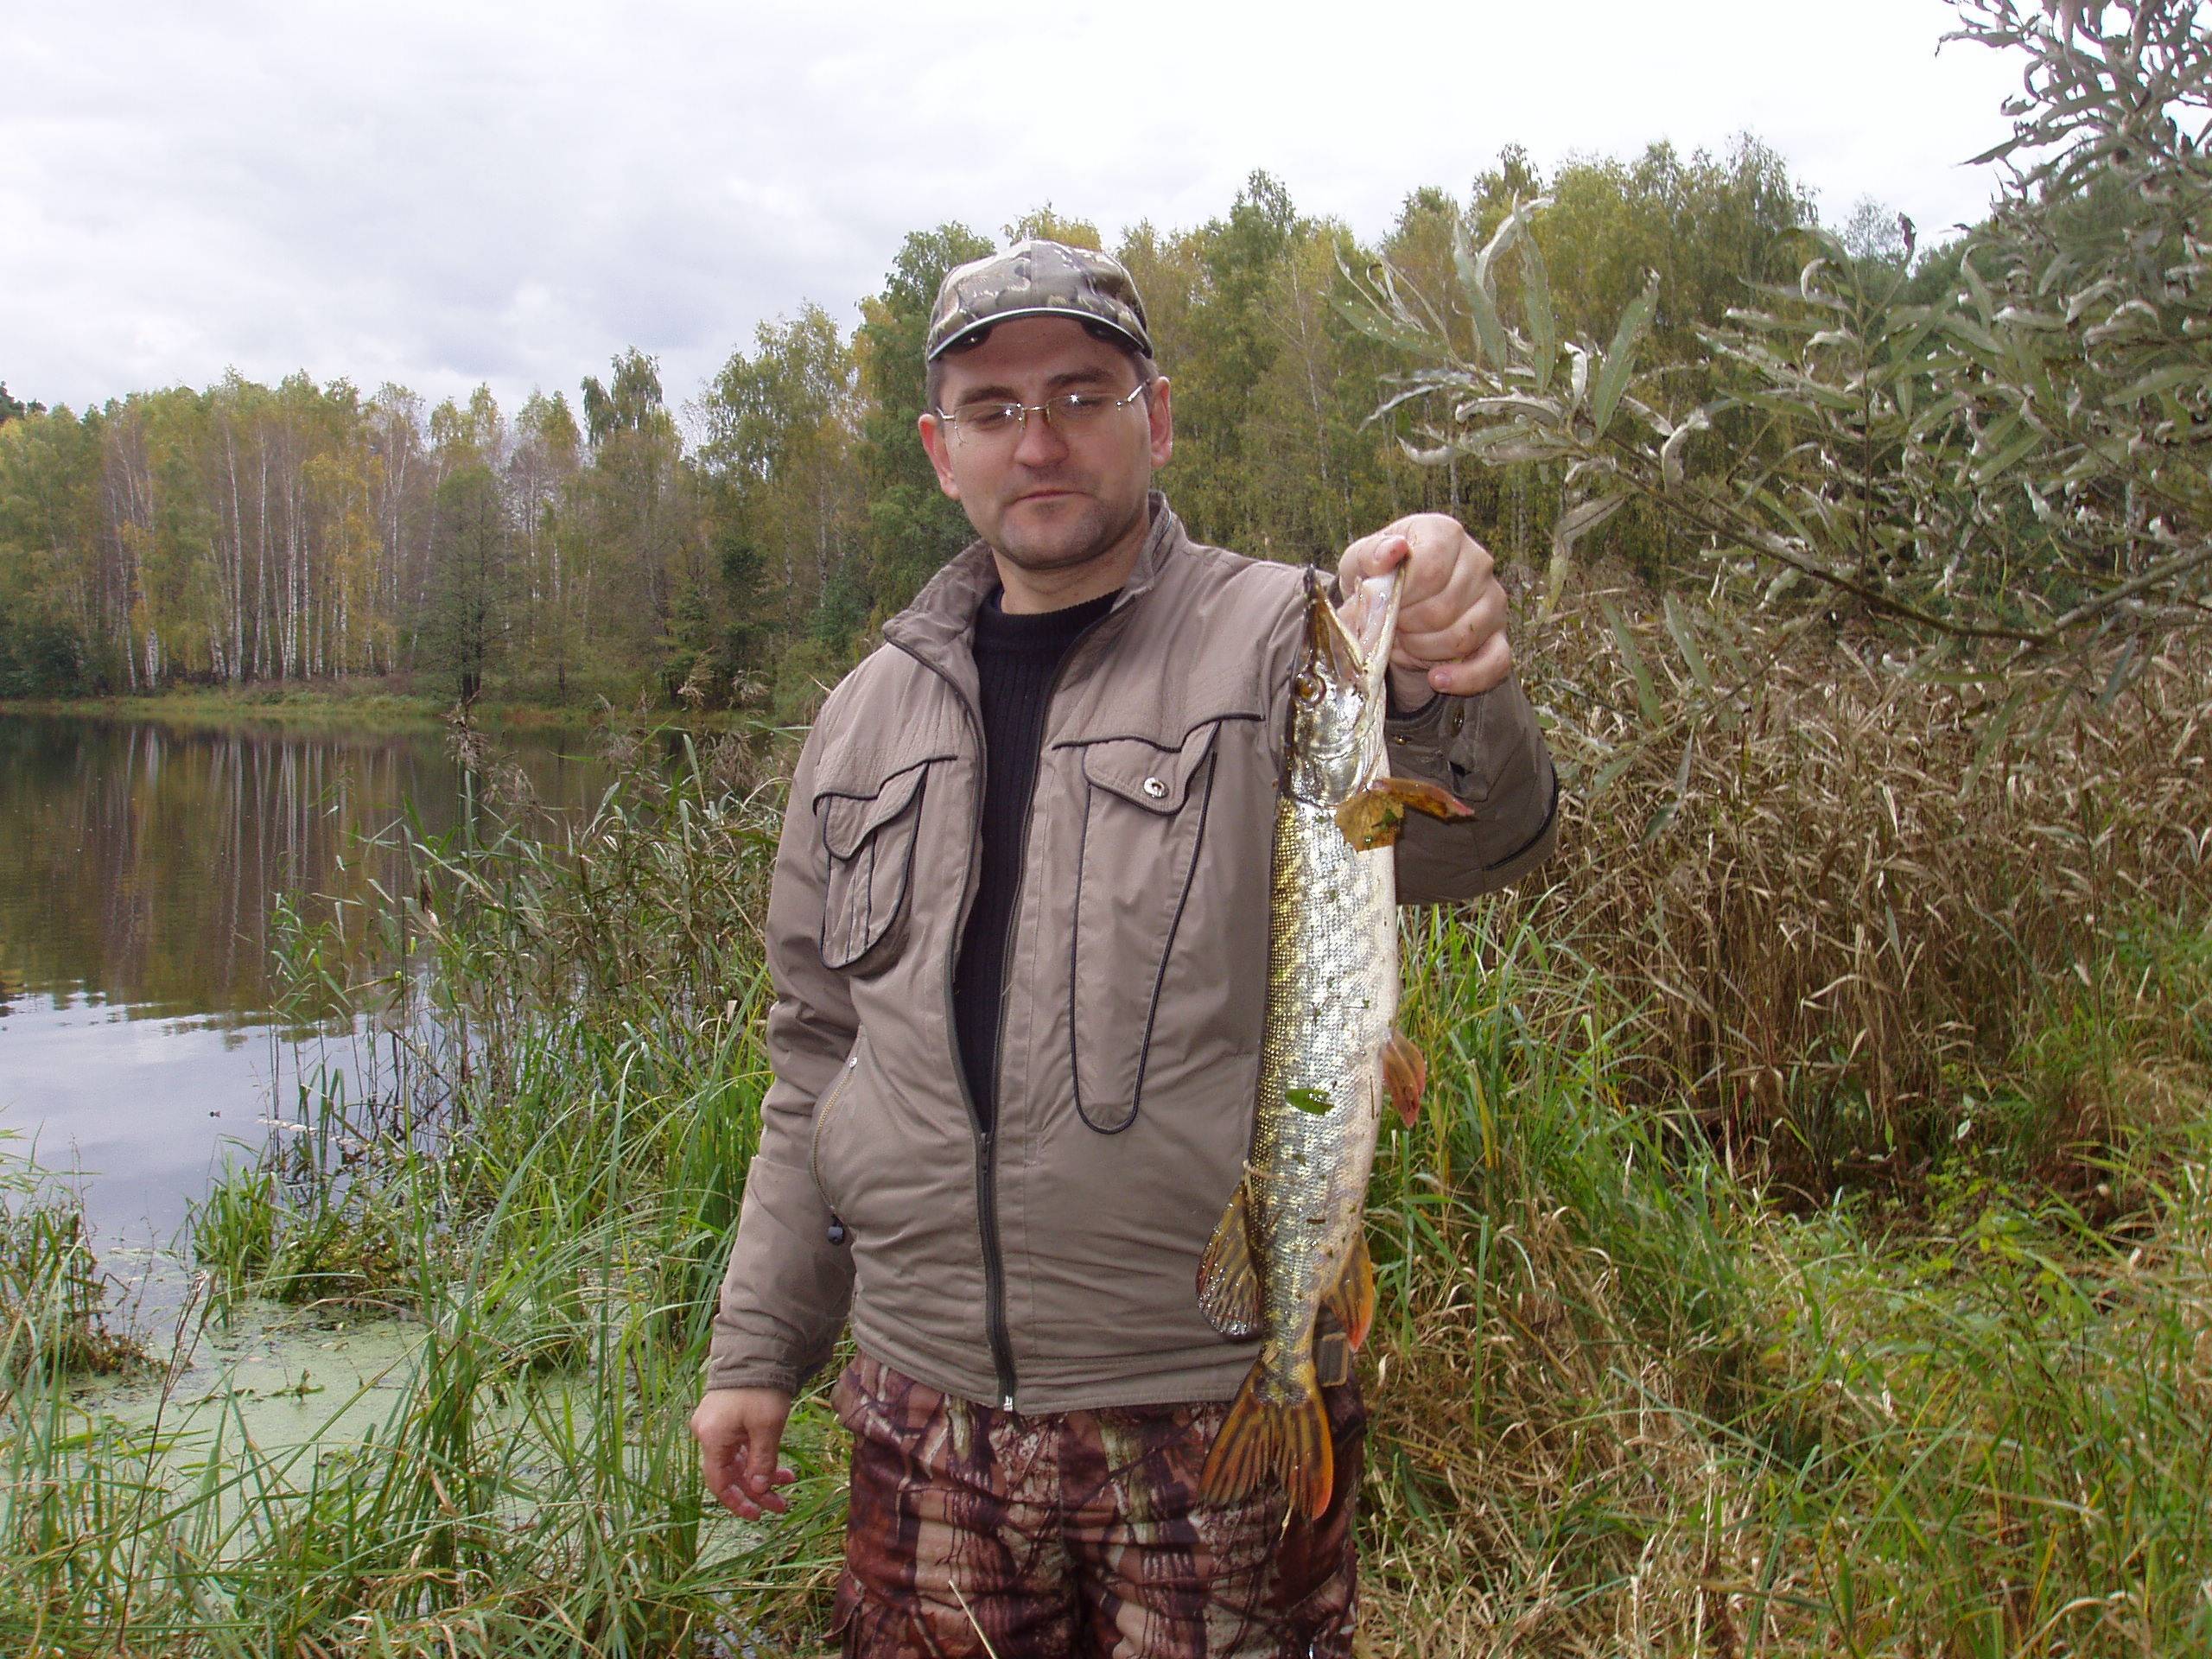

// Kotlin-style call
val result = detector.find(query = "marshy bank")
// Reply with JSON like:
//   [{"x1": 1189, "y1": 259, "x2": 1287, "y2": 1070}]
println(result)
[
  {"x1": 5, "y1": 594, "x2": 2210, "y2": 1656},
  {"x1": 0, "y1": 671, "x2": 800, "y2": 739}
]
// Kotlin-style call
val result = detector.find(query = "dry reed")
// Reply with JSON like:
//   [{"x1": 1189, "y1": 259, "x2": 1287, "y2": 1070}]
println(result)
[{"x1": 1503, "y1": 574, "x2": 2212, "y2": 1193}]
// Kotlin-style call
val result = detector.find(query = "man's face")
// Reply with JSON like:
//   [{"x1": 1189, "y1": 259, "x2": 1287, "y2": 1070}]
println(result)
[{"x1": 918, "y1": 317, "x2": 1173, "y2": 586}]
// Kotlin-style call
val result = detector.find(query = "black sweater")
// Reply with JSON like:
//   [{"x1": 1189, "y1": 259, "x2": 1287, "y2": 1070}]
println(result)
[{"x1": 952, "y1": 586, "x2": 1116, "y2": 1131}]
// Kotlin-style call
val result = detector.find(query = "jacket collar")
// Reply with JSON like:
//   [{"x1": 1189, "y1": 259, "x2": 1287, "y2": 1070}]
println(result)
[{"x1": 881, "y1": 491, "x2": 1185, "y2": 683}]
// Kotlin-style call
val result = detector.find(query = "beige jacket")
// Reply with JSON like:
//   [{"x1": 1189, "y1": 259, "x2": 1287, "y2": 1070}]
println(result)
[{"x1": 707, "y1": 496, "x2": 1556, "y2": 1411}]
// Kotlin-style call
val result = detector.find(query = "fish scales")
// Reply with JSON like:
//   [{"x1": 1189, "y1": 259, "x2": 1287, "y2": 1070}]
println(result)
[{"x1": 1251, "y1": 780, "x2": 1395, "y2": 1351}]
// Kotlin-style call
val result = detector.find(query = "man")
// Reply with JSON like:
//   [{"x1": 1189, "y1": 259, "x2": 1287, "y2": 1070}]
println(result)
[{"x1": 692, "y1": 240, "x2": 1557, "y2": 1656}]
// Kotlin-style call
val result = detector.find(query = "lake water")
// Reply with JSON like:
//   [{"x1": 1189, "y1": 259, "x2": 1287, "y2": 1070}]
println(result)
[{"x1": 0, "y1": 712, "x2": 620, "y2": 1250}]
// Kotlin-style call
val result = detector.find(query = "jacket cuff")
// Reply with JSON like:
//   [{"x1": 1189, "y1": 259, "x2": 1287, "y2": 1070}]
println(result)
[
  {"x1": 1383, "y1": 679, "x2": 1510, "y2": 800},
  {"x1": 1384, "y1": 672, "x2": 1560, "y2": 902},
  {"x1": 702, "y1": 1356, "x2": 805, "y2": 1396}
]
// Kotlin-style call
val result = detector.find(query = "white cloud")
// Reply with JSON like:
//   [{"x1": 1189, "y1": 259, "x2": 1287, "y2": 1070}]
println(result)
[{"x1": 3, "y1": 0, "x2": 2021, "y2": 419}]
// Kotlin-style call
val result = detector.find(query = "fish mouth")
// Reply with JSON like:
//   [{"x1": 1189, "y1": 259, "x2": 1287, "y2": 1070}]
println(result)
[{"x1": 1304, "y1": 569, "x2": 1400, "y2": 697}]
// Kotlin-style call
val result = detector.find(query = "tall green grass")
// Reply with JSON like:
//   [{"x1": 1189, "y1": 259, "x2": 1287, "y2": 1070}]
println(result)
[{"x1": 1358, "y1": 899, "x2": 2212, "y2": 1655}]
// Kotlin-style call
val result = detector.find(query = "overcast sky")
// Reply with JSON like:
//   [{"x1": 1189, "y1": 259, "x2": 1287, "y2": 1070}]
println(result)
[{"x1": 3, "y1": 0, "x2": 2024, "y2": 421}]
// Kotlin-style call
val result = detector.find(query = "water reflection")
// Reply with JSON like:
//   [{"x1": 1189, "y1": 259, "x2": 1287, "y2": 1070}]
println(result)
[
  {"x1": 0, "y1": 713, "x2": 622, "y2": 1241},
  {"x1": 0, "y1": 715, "x2": 615, "y2": 1021}
]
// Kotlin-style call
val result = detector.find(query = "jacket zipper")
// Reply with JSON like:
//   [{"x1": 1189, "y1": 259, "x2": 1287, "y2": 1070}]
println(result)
[
  {"x1": 893, "y1": 608, "x2": 1117, "y2": 1413},
  {"x1": 890, "y1": 643, "x2": 1017, "y2": 1408}
]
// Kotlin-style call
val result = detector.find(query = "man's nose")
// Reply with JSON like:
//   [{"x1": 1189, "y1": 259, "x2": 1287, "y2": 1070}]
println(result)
[{"x1": 1013, "y1": 406, "x2": 1071, "y2": 466}]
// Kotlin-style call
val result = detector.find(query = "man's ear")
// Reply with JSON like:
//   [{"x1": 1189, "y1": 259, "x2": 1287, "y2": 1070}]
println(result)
[
  {"x1": 917, "y1": 411, "x2": 961, "y2": 500},
  {"x1": 1145, "y1": 376, "x2": 1173, "y2": 469}
]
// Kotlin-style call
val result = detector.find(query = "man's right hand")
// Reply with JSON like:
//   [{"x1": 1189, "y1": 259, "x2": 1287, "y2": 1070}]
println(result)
[{"x1": 690, "y1": 1386, "x2": 798, "y2": 1520}]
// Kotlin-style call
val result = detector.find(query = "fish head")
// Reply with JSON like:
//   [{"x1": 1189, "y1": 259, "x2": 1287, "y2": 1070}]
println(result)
[{"x1": 1285, "y1": 568, "x2": 1401, "y2": 807}]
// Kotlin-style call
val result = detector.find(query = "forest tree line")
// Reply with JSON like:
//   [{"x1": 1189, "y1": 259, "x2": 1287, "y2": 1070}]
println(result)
[{"x1": 0, "y1": 140, "x2": 1964, "y2": 711}]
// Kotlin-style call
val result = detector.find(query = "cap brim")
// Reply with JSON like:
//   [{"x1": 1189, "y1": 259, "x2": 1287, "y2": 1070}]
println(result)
[{"x1": 926, "y1": 307, "x2": 1152, "y2": 361}]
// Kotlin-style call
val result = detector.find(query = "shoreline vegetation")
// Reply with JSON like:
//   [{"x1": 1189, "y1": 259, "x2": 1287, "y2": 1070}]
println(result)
[
  {"x1": 0, "y1": 681, "x2": 777, "y2": 735},
  {"x1": 6, "y1": 594, "x2": 2211, "y2": 1654}
]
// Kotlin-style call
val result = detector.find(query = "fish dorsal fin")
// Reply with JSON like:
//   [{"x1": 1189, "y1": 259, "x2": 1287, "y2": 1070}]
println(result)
[
  {"x1": 1321, "y1": 1233, "x2": 1377, "y2": 1353},
  {"x1": 1197, "y1": 1176, "x2": 1264, "y2": 1338}
]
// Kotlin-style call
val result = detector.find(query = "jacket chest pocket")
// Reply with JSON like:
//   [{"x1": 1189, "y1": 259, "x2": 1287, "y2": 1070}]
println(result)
[
  {"x1": 815, "y1": 760, "x2": 932, "y2": 973},
  {"x1": 1065, "y1": 719, "x2": 1233, "y2": 1133}
]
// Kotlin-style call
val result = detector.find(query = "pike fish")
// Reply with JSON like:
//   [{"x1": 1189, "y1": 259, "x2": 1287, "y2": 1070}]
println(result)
[{"x1": 1196, "y1": 566, "x2": 1473, "y2": 1521}]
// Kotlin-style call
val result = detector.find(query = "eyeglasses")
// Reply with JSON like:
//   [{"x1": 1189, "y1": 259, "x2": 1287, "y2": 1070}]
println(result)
[{"x1": 935, "y1": 379, "x2": 1151, "y2": 445}]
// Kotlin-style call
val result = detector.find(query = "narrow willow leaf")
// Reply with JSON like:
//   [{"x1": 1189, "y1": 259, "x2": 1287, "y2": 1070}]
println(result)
[
  {"x1": 1658, "y1": 406, "x2": 1711, "y2": 491},
  {"x1": 1466, "y1": 282, "x2": 1512, "y2": 372},
  {"x1": 1709, "y1": 615, "x2": 1755, "y2": 684},
  {"x1": 1544, "y1": 549, "x2": 1571, "y2": 616},
  {"x1": 1469, "y1": 429, "x2": 1573, "y2": 465},
  {"x1": 1464, "y1": 393, "x2": 1567, "y2": 419},
  {"x1": 1973, "y1": 425, "x2": 2044, "y2": 484},
  {"x1": 1599, "y1": 595, "x2": 1663, "y2": 727},
  {"x1": 1945, "y1": 314, "x2": 2003, "y2": 359},
  {"x1": 1585, "y1": 745, "x2": 1641, "y2": 800},
  {"x1": 1783, "y1": 380, "x2": 1869, "y2": 414},
  {"x1": 2107, "y1": 362, "x2": 2209, "y2": 405},
  {"x1": 1400, "y1": 436, "x2": 1466, "y2": 467},
  {"x1": 1662, "y1": 594, "x2": 1715, "y2": 693},
  {"x1": 1592, "y1": 273, "x2": 1660, "y2": 437},
  {"x1": 2096, "y1": 639, "x2": 2140, "y2": 710},
  {"x1": 1518, "y1": 234, "x2": 1557, "y2": 394},
  {"x1": 1287, "y1": 1086, "x2": 1332, "y2": 1116},
  {"x1": 1959, "y1": 685, "x2": 2027, "y2": 799},
  {"x1": 1959, "y1": 255, "x2": 1996, "y2": 321},
  {"x1": 1472, "y1": 202, "x2": 1535, "y2": 289},
  {"x1": 1451, "y1": 216, "x2": 1510, "y2": 370},
  {"x1": 1328, "y1": 292, "x2": 1442, "y2": 358}
]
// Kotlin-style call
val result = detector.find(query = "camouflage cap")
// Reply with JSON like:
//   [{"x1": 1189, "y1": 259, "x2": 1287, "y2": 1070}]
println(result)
[{"x1": 925, "y1": 239, "x2": 1154, "y2": 363}]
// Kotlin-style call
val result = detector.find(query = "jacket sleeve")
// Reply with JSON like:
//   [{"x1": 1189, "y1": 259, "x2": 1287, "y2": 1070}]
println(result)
[
  {"x1": 1386, "y1": 673, "x2": 1560, "y2": 906},
  {"x1": 704, "y1": 731, "x2": 858, "y2": 1395}
]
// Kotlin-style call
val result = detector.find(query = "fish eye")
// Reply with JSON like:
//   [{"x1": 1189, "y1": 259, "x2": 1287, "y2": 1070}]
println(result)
[{"x1": 1293, "y1": 673, "x2": 1323, "y2": 703}]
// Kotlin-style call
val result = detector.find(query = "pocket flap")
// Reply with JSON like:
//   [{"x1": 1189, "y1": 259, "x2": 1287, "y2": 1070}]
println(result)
[
  {"x1": 817, "y1": 764, "x2": 928, "y2": 858},
  {"x1": 1080, "y1": 723, "x2": 1224, "y2": 815}
]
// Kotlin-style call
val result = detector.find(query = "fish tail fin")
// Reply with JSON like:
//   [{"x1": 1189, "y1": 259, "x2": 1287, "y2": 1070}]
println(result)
[{"x1": 1199, "y1": 1359, "x2": 1336, "y2": 1522}]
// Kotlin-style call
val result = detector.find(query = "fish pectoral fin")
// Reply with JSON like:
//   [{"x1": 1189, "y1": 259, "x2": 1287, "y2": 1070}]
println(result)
[
  {"x1": 1199, "y1": 1358, "x2": 1336, "y2": 1522},
  {"x1": 1383, "y1": 1027, "x2": 1428, "y2": 1129},
  {"x1": 1333, "y1": 787, "x2": 1407, "y2": 850},
  {"x1": 1332, "y1": 779, "x2": 1475, "y2": 850},
  {"x1": 1321, "y1": 1233, "x2": 1377, "y2": 1353},
  {"x1": 1197, "y1": 1178, "x2": 1265, "y2": 1338}
]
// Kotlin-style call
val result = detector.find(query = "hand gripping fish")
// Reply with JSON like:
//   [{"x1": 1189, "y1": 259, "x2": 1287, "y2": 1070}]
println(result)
[{"x1": 1197, "y1": 567, "x2": 1474, "y2": 1522}]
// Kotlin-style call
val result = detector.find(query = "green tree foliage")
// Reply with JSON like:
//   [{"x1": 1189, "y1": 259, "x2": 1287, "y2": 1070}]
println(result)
[
  {"x1": 1344, "y1": 0, "x2": 2208, "y2": 669},
  {"x1": 575, "y1": 350, "x2": 696, "y2": 688},
  {"x1": 1003, "y1": 205, "x2": 1103, "y2": 251},
  {"x1": 1168, "y1": 172, "x2": 1304, "y2": 552},
  {"x1": 852, "y1": 223, "x2": 993, "y2": 623},
  {"x1": 696, "y1": 302, "x2": 864, "y2": 666},
  {"x1": 0, "y1": 111, "x2": 1981, "y2": 708},
  {"x1": 420, "y1": 462, "x2": 509, "y2": 702}
]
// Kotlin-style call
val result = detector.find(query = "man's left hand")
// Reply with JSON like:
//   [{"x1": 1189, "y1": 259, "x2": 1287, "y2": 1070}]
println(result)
[{"x1": 1337, "y1": 514, "x2": 1512, "y2": 709}]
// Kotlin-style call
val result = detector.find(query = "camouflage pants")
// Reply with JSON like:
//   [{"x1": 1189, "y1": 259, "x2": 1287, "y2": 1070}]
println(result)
[{"x1": 830, "y1": 1351, "x2": 1365, "y2": 1658}]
